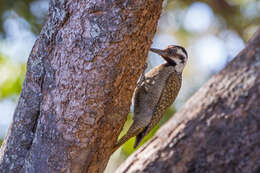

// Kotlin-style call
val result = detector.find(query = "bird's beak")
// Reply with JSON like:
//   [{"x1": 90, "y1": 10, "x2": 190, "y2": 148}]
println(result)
[{"x1": 150, "y1": 48, "x2": 168, "y2": 57}]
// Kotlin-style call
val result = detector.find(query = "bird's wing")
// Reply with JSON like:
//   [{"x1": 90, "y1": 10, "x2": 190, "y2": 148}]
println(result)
[
  {"x1": 134, "y1": 73, "x2": 181, "y2": 148},
  {"x1": 132, "y1": 65, "x2": 166, "y2": 121}
]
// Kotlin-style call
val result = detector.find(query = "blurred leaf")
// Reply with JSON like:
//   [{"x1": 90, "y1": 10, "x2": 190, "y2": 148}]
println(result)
[
  {"x1": 117, "y1": 113, "x2": 133, "y2": 139},
  {"x1": 167, "y1": 0, "x2": 260, "y2": 41},
  {"x1": 0, "y1": 55, "x2": 26, "y2": 99},
  {"x1": 0, "y1": 0, "x2": 43, "y2": 35}
]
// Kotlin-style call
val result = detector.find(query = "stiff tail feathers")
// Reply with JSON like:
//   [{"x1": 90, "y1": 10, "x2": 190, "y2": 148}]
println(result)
[
  {"x1": 111, "y1": 125, "x2": 143, "y2": 154},
  {"x1": 134, "y1": 126, "x2": 148, "y2": 148}
]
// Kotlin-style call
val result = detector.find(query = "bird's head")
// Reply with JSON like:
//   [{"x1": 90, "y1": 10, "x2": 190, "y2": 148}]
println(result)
[{"x1": 150, "y1": 45, "x2": 188, "y2": 73}]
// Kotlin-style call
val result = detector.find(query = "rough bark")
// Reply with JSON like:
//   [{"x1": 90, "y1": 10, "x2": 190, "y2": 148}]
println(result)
[
  {"x1": 0, "y1": 0, "x2": 163, "y2": 172},
  {"x1": 116, "y1": 28, "x2": 260, "y2": 173}
]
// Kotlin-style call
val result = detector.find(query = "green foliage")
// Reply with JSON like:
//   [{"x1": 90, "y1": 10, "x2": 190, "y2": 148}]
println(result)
[
  {"x1": 119, "y1": 107, "x2": 176, "y2": 156},
  {"x1": 0, "y1": 139, "x2": 2, "y2": 146},
  {"x1": 0, "y1": 55, "x2": 26, "y2": 99}
]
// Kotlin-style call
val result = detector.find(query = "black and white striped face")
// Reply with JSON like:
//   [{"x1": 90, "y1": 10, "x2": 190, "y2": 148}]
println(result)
[{"x1": 150, "y1": 45, "x2": 188, "y2": 73}]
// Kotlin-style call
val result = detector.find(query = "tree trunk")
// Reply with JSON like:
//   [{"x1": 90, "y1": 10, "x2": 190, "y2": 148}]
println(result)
[
  {"x1": 0, "y1": 0, "x2": 163, "y2": 172},
  {"x1": 116, "y1": 28, "x2": 260, "y2": 173}
]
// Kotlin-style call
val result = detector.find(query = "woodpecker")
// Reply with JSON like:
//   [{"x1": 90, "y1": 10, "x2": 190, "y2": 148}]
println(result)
[{"x1": 113, "y1": 45, "x2": 188, "y2": 151}]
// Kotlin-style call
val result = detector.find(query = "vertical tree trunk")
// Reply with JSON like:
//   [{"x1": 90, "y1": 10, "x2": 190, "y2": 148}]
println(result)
[
  {"x1": 116, "y1": 28, "x2": 260, "y2": 173},
  {"x1": 0, "y1": 0, "x2": 163, "y2": 172}
]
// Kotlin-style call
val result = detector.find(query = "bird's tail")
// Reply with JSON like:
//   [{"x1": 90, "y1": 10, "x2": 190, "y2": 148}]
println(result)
[
  {"x1": 111, "y1": 124, "x2": 144, "y2": 154},
  {"x1": 133, "y1": 126, "x2": 148, "y2": 148}
]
